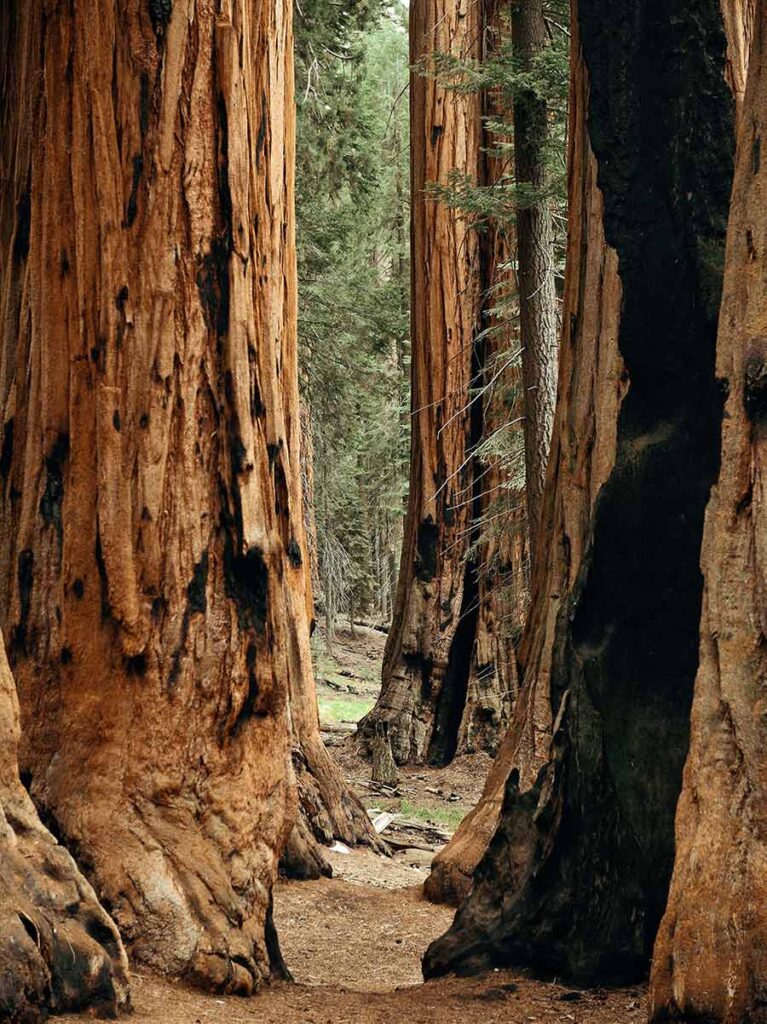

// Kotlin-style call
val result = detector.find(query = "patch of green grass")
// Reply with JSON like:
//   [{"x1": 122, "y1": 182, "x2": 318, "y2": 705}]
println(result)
[
  {"x1": 310, "y1": 635, "x2": 380, "y2": 686},
  {"x1": 398, "y1": 799, "x2": 466, "y2": 832},
  {"x1": 317, "y1": 695, "x2": 374, "y2": 725}
]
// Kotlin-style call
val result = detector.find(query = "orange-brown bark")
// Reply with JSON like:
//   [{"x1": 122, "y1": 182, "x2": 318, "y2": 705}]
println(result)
[
  {"x1": 424, "y1": 0, "x2": 736, "y2": 982},
  {"x1": 0, "y1": 0, "x2": 370, "y2": 990},
  {"x1": 361, "y1": 0, "x2": 525, "y2": 767},
  {"x1": 649, "y1": 7, "x2": 767, "y2": 1021},
  {"x1": 0, "y1": 628, "x2": 130, "y2": 1019}
]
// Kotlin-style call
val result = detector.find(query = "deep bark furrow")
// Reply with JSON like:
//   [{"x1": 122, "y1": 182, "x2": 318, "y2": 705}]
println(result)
[{"x1": 0, "y1": 0, "x2": 374, "y2": 990}]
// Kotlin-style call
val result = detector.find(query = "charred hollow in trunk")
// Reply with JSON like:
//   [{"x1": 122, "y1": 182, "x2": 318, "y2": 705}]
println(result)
[{"x1": 424, "y1": 0, "x2": 735, "y2": 985}]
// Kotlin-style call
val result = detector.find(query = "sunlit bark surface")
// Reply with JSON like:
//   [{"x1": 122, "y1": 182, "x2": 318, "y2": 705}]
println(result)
[{"x1": 0, "y1": 0, "x2": 370, "y2": 990}]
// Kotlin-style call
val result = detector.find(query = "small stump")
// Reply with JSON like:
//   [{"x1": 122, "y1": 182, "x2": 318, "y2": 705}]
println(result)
[{"x1": 372, "y1": 721, "x2": 398, "y2": 787}]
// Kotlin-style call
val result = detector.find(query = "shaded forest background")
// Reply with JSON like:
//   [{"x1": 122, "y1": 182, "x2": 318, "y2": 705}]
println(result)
[{"x1": 295, "y1": 0, "x2": 569, "y2": 641}]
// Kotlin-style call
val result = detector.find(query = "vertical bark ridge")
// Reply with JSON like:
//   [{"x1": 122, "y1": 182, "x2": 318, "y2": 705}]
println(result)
[
  {"x1": 0, "y1": 0, "x2": 370, "y2": 991},
  {"x1": 650, "y1": 6, "x2": 767, "y2": 1020}
]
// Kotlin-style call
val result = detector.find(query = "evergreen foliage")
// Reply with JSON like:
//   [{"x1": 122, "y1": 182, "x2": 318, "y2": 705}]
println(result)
[{"x1": 295, "y1": 1, "x2": 411, "y2": 633}]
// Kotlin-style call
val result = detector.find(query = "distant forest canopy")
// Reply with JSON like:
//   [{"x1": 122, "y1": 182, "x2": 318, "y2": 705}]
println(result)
[
  {"x1": 295, "y1": 0, "x2": 570, "y2": 639},
  {"x1": 295, "y1": 0, "x2": 411, "y2": 633}
]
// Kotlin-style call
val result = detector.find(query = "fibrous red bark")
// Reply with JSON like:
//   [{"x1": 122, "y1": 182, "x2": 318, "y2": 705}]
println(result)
[
  {"x1": 649, "y1": 6, "x2": 767, "y2": 1022},
  {"x1": 0, "y1": 628, "x2": 130, "y2": 1020},
  {"x1": 424, "y1": 0, "x2": 736, "y2": 981},
  {"x1": 0, "y1": 0, "x2": 371, "y2": 991}
]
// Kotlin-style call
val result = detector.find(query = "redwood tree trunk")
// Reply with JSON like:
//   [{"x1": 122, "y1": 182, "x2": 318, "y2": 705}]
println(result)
[
  {"x1": 512, "y1": 0, "x2": 559, "y2": 551},
  {"x1": 0, "y1": 0, "x2": 367, "y2": 990},
  {"x1": 650, "y1": 6, "x2": 766, "y2": 1021},
  {"x1": 360, "y1": 0, "x2": 525, "y2": 767},
  {"x1": 424, "y1": 0, "x2": 736, "y2": 982},
  {"x1": 0, "y1": 628, "x2": 130, "y2": 1019}
]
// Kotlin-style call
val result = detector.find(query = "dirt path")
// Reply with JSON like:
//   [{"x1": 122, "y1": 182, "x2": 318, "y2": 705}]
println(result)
[
  {"x1": 58, "y1": 629, "x2": 646, "y2": 1022},
  {"x1": 60, "y1": 849, "x2": 647, "y2": 1023},
  {"x1": 70, "y1": 968, "x2": 645, "y2": 1024},
  {"x1": 275, "y1": 847, "x2": 453, "y2": 990}
]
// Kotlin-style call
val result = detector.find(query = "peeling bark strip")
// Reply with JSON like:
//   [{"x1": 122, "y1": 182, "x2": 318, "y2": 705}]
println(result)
[
  {"x1": 424, "y1": 0, "x2": 736, "y2": 984},
  {"x1": 360, "y1": 0, "x2": 525, "y2": 767},
  {"x1": 650, "y1": 5, "x2": 767, "y2": 1021},
  {"x1": 0, "y1": 0, "x2": 372, "y2": 991},
  {"x1": 0, "y1": 630, "x2": 130, "y2": 1020}
]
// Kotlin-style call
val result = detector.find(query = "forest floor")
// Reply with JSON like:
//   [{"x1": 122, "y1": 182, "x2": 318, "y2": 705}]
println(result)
[
  {"x1": 314, "y1": 624, "x2": 493, "y2": 835},
  {"x1": 60, "y1": 625, "x2": 647, "y2": 1023}
]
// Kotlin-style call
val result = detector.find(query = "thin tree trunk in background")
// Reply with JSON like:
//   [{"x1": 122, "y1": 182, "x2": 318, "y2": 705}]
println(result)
[
  {"x1": 0, "y1": 0, "x2": 373, "y2": 985},
  {"x1": 650, "y1": 6, "x2": 764, "y2": 1019},
  {"x1": 424, "y1": 0, "x2": 736, "y2": 977},
  {"x1": 513, "y1": 0, "x2": 559, "y2": 552},
  {"x1": 299, "y1": 403, "x2": 321, "y2": 620},
  {"x1": 0, "y1": 628, "x2": 130, "y2": 1018}
]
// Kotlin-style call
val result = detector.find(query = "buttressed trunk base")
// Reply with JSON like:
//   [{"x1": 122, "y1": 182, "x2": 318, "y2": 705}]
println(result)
[
  {"x1": 0, "y1": 630, "x2": 130, "y2": 1020},
  {"x1": 0, "y1": 0, "x2": 308, "y2": 992}
]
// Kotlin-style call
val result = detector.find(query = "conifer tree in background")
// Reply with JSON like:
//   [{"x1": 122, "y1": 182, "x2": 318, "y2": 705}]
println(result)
[
  {"x1": 360, "y1": 0, "x2": 567, "y2": 768},
  {"x1": 425, "y1": 0, "x2": 738, "y2": 974},
  {"x1": 294, "y1": 0, "x2": 411, "y2": 641}
]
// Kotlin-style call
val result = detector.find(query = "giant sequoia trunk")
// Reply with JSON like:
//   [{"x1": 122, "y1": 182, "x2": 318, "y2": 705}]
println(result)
[
  {"x1": 649, "y1": 6, "x2": 767, "y2": 1022},
  {"x1": 0, "y1": 0, "x2": 370, "y2": 989},
  {"x1": 424, "y1": 0, "x2": 736, "y2": 982},
  {"x1": 360, "y1": 0, "x2": 525, "y2": 767},
  {"x1": 0, "y1": 629, "x2": 130, "y2": 1019}
]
